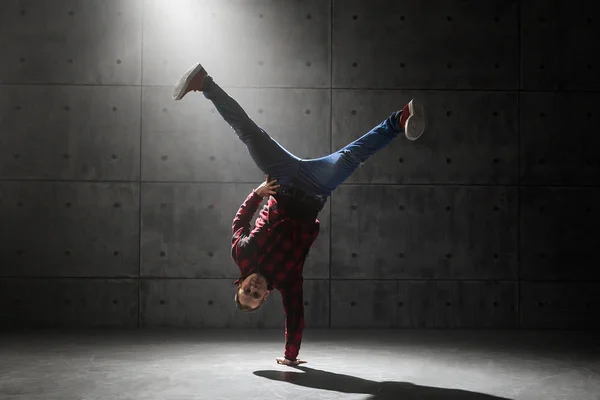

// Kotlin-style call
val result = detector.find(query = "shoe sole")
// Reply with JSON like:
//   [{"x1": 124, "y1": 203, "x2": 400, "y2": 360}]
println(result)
[
  {"x1": 405, "y1": 99, "x2": 425, "y2": 140},
  {"x1": 172, "y1": 62, "x2": 204, "y2": 100}
]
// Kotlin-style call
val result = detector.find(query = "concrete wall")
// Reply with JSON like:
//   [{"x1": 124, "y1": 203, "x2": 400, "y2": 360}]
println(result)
[{"x1": 1, "y1": 0, "x2": 598, "y2": 329}]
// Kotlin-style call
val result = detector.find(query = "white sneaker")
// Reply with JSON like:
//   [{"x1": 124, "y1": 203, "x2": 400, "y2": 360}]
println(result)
[
  {"x1": 172, "y1": 62, "x2": 207, "y2": 100},
  {"x1": 403, "y1": 99, "x2": 425, "y2": 141}
]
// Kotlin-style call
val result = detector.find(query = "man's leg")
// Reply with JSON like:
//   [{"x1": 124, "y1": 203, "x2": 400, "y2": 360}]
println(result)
[
  {"x1": 173, "y1": 63, "x2": 300, "y2": 185},
  {"x1": 295, "y1": 101, "x2": 425, "y2": 196}
]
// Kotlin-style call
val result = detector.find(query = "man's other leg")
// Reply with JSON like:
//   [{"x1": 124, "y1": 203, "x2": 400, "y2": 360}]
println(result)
[
  {"x1": 296, "y1": 101, "x2": 424, "y2": 197},
  {"x1": 173, "y1": 63, "x2": 300, "y2": 185}
]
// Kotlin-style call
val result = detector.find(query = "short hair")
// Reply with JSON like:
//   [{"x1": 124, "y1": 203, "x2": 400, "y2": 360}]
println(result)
[{"x1": 234, "y1": 288, "x2": 266, "y2": 312}]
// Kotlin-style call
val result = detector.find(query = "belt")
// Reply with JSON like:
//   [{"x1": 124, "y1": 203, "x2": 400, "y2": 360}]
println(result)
[{"x1": 275, "y1": 184, "x2": 327, "y2": 213}]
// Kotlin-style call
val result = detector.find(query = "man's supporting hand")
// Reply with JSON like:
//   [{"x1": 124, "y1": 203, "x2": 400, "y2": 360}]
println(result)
[
  {"x1": 254, "y1": 175, "x2": 280, "y2": 198},
  {"x1": 276, "y1": 357, "x2": 307, "y2": 366}
]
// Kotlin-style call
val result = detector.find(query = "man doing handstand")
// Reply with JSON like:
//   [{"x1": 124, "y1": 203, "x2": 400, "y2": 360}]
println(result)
[{"x1": 172, "y1": 62, "x2": 425, "y2": 366}]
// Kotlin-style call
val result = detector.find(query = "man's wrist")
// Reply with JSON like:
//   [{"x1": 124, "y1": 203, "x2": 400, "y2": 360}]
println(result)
[{"x1": 252, "y1": 190, "x2": 263, "y2": 199}]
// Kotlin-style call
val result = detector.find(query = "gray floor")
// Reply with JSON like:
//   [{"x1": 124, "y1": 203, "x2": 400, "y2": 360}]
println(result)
[{"x1": 0, "y1": 329, "x2": 598, "y2": 400}]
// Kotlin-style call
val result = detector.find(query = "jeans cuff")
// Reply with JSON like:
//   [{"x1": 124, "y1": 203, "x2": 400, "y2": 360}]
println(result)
[
  {"x1": 389, "y1": 110, "x2": 402, "y2": 132},
  {"x1": 202, "y1": 75, "x2": 214, "y2": 95}
]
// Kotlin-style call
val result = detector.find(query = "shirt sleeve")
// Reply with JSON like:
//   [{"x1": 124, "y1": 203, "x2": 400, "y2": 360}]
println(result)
[
  {"x1": 231, "y1": 191, "x2": 263, "y2": 263},
  {"x1": 279, "y1": 276, "x2": 304, "y2": 361}
]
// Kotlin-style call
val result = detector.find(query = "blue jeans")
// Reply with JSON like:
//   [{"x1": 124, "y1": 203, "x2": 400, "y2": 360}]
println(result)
[{"x1": 203, "y1": 76, "x2": 404, "y2": 197}]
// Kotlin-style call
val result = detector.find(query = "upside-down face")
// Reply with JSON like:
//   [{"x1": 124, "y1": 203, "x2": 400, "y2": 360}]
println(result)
[{"x1": 237, "y1": 273, "x2": 270, "y2": 310}]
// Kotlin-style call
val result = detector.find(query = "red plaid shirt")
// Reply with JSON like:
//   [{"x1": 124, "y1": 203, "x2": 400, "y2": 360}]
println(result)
[{"x1": 232, "y1": 190, "x2": 320, "y2": 361}]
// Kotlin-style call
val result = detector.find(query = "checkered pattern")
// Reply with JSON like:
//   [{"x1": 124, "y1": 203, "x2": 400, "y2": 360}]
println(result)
[{"x1": 232, "y1": 190, "x2": 320, "y2": 361}]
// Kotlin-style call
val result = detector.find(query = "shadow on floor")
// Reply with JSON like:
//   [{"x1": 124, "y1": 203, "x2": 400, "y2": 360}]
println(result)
[{"x1": 254, "y1": 366, "x2": 512, "y2": 400}]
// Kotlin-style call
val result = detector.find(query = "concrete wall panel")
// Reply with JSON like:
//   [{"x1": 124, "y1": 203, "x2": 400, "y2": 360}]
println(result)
[
  {"x1": 0, "y1": 0, "x2": 142, "y2": 84},
  {"x1": 398, "y1": 281, "x2": 518, "y2": 328},
  {"x1": 143, "y1": 0, "x2": 330, "y2": 87},
  {"x1": 520, "y1": 282, "x2": 599, "y2": 329},
  {"x1": 521, "y1": 0, "x2": 599, "y2": 90},
  {"x1": 331, "y1": 280, "x2": 398, "y2": 328},
  {"x1": 333, "y1": 0, "x2": 518, "y2": 89},
  {"x1": 0, "y1": 182, "x2": 139, "y2": 277},
  {"x1": 520, "y1": 92, "x2": 600, "y2": 185},
  {"x1": 141, "y1": 278, "x2": 328, "y2": 328},
  {"x1": 0, "y1": 279, "x2": 138, "y2": 327},
  {"x1": 141, "y1": 183, "x2": 330, "y2": 279},
  {"x1": 331, "y1": 185, "x2": 518, "y2": 280},
  {"x1": 142, "y1": 87, "x2": 330, "y2": 182},
  {"x1": 0, "y1": 86, "x2": 141, "y2": 180},
  {"x1": 520, "y1": 188, "x2": 600, "y2": 280},
  {"x1": 332, "y1": 90, "x2": 518, "y2": 184}
]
